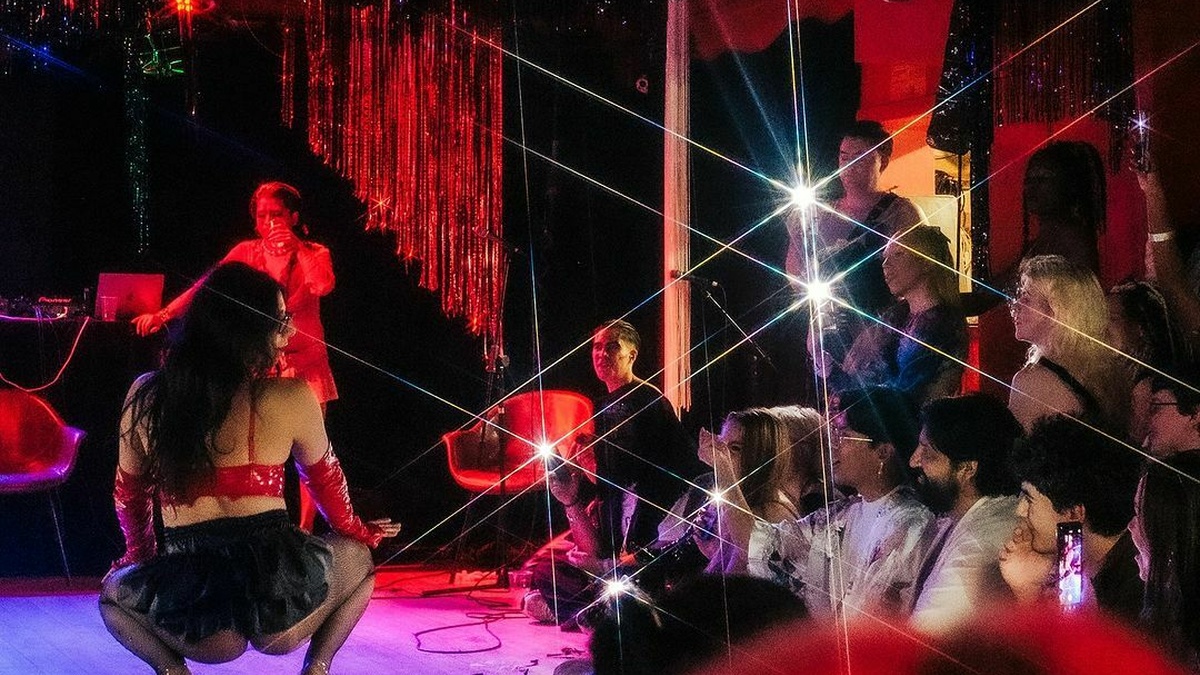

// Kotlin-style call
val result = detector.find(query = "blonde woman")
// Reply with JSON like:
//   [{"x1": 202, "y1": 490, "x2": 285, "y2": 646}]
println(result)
[
  {"x1": 768, "y1": 405, "x2": 838, "y2": 516},
  {"x1": 1007, "y1": 255, "x2": 1129, "y2": 433}
]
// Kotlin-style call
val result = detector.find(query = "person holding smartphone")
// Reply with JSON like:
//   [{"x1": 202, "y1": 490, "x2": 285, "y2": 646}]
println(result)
[
  {"x1": 999, "y1": 415, "x2": 1142, "y2": 621},
  {"x1": 132, "y1": 182, "x2": 336, "y2": 531}
]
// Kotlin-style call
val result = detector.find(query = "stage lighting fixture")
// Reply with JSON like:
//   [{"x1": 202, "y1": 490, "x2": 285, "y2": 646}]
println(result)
[{"x1": 707, "y1": 488, "x2": 726, "y2": 506}]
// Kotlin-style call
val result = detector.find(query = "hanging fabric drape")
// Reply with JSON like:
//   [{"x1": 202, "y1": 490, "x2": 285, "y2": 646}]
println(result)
[
  {"x1": 301, "y1": 0, "x2": 506, "y2": 353},
  {"x1": 662, "y1": 0, "x2": 691, "y2": 413}
]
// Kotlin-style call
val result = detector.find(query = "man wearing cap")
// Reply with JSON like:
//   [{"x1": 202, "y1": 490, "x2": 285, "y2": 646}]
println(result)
[{"x1": 908, "y1": 394, "x2": 1023, "y2": 632}]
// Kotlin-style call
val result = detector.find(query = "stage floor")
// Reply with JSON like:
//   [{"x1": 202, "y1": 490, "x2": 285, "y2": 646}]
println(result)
[{"x1": 0, "y1": 567, "x2": 590, "y2": 674}]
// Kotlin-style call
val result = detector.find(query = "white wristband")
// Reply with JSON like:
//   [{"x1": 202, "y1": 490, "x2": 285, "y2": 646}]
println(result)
[{"x1": 1149, "y1": 230, "x2": 1175, "y2": 243}]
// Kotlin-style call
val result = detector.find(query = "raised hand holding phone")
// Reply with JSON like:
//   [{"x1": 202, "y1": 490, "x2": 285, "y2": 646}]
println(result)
[{"x1": 265, "y1": 217, "x2": 300, "y2": 256}]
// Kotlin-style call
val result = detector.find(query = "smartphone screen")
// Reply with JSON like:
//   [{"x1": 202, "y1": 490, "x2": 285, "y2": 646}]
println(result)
[
  {"x1": 1133, "y1": 111, "x2": 1151, "y2": 172},
  {"x1": 1057, "y1": 521, "x2": 1084, "y2": 611}
]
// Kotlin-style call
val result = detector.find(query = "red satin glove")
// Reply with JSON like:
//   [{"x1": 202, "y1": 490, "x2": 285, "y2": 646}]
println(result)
[
  {"x1": 297, "y1": 446, "x2": 385, "y2": 547},
  {"x1": 111, "y1": 466, "x2": 157, "y2": 572}
]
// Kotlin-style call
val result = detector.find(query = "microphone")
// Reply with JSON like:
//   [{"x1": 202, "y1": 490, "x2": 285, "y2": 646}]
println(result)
[{"x1": 670, "y1": 270, "x2": 720, "y2": 288}]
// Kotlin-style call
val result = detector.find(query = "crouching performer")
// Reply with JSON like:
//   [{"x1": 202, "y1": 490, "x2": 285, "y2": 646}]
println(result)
[{"x1": 100, "y1": 262, "x2": 400, "y2": 675}]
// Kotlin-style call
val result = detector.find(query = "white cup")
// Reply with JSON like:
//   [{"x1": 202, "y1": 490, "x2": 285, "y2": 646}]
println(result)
[{"x1": 98, "y1": 295, "x2": 117, "y2": 322}]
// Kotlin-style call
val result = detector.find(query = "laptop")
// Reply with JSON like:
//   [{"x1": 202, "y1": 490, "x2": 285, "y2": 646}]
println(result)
[{"x1": 95, "y1": 273, "x2": 165, "y2": 320}]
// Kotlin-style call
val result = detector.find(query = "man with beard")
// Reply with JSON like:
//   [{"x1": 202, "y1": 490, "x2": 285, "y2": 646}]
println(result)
[{"x1": 908, "y1": 394, "x2": 1023, "y2": 632}]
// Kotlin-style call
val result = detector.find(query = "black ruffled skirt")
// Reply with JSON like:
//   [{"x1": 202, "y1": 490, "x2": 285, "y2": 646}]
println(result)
[{"x1": 118, "y1": 510, "x2": 333, "y2": 642}]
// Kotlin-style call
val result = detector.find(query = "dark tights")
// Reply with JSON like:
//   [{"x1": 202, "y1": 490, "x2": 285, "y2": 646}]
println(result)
[{"x1": 100, "y1": 534, "x2": 374, "y2": 674}]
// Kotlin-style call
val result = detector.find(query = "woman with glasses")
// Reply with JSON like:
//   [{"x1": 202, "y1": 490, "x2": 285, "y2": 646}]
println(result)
[
  {"x1": 101, "y1": 263, "x2": 400, "y2": 675},
  {"x1": 1007, "y1": 255, "x2": 1130, "y2": 433},
  {"x1": 745, "y1": 387, "x2": 936, "y2": 620}
]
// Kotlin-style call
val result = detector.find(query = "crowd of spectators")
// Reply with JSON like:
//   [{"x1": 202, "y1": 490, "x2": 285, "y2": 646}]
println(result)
[{"x1": 543, "y1": 135, "x2": 1200, "y2": 674}]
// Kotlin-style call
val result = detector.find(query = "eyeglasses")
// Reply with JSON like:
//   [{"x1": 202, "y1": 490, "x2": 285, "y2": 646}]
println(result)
[
  {"x1": 276, "y1": 311, "x2": 294, "y2": 334},
  {"x1": 1006, "y1": 293, "x2": 1031, "y2": 316},
  {"x1": 1007, "y1": 288, "x2": 1051, "y2": 317},
  {"x1": 830, "y1": 426, "x2": 874, "y2": 445},
  {"x1": 1149, "y1": 400, "x2": 1179, "y2": 408}
]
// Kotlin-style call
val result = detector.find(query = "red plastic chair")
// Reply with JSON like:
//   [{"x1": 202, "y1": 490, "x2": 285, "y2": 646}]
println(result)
[
  {"x1": 430, "y1": 390, "x2": 595, "y2": 593},
  {"x1": 0, "y1": 389, "x2": 86, "y2": 577},
  {"x1": 444, "y1": 390, "x2": 595, "y2": 495}
]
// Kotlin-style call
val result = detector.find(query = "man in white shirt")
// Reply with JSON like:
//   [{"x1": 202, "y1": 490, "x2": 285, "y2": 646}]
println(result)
[{"x1": 908, "y1": 394, "x2": 1023, "y2": 632}]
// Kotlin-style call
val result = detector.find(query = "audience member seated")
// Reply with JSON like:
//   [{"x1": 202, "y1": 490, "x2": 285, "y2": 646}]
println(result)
[
  {"x1": 525, "y1": 319, "x2": 699, "y2": 625},
  {"x1": 1137, "y1": 163, "x2": 1200, "y2": 356},
  {"x1": 908, "y1": 393, "x2": 1023, "y2": 632},
  {"x1": 1130, "y1": 451, "x2": 1200, "y2": 670},
  {"x1": 818, "y1": 225, "x2": 967, "y2": 407},
  {"x1": 999, "y1": 416, "x2": 1142, "y2": 622},
  {"x1": 588, "y1": 574, "x2": 806, "y2": 675},
  {"x1": 746, "y1": 386, "x2": 936, "y2": 620},
  {"x1": 769, "y1": 404, "x2": 841, "y2": 515},
  {"x1": 1144, "y1": 363, "x2": 1200, "y2": 457},
  {"x1": 1107, "y1": 281, "x2": 1184, "y2": 444},
  {"x1": 1007, "y1": 255, "x2": 1130, "y2": 433},
  {"x1": 696, "y1": 406, "x2": 824, "y2": 575}
]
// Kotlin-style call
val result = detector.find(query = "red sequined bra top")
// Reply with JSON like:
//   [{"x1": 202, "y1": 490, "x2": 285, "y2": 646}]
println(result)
[{"x1": 160, "y1": 404, "x2": 285, "y2": 507}]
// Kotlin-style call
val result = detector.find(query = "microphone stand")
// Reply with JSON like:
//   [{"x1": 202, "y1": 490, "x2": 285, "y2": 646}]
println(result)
[
  {"x1": 697, "y1": 285, "x2": 775, "y2": 406},
  {"x1": 423, "y1": 344, "x2": 516, "y2": 596}
]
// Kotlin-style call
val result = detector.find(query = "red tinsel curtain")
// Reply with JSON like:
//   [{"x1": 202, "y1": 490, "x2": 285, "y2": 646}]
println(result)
[
  {"x1": 301, "y1": 1, "x2": 506, "y2": 353},
  {"x1": 993, "y1": 0, "x2": 1134, "y2": 166}
]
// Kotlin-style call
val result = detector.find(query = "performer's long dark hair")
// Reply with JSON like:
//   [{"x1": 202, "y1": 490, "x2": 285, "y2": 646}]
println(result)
[{"x1": 125, "y1": 262, "x2": 283, "y2": 499}]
